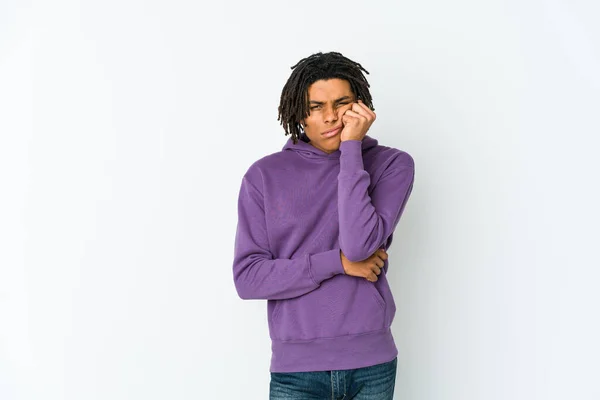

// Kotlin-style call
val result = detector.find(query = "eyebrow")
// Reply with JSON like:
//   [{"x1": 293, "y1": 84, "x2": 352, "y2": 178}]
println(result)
[{"x1": 309, "y1": 96, "x2": 353, "y2": 105}]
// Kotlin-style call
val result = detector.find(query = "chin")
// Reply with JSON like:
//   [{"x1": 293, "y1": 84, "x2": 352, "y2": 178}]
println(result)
[{"x1": 326, "y1": 142, "x2": 341, "y2": 152}]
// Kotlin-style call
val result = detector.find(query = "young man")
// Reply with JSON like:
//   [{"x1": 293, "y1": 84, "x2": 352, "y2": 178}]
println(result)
[{"x1": 233, "y1": 51, "x2": 415, "y2": 399}]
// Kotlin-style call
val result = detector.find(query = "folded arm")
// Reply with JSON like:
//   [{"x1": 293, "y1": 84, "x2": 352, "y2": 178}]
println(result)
[
  {"x1": 338, "y1": 141, "x2": 415, "y2": 262},
  {"x1": 233, "y1": 172, "x2": 345, "y2": 300}
]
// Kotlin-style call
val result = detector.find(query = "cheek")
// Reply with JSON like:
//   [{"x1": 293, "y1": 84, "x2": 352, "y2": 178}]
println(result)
[{"x1": 304, "y1": 114, "x2": 319, "y2": 126}]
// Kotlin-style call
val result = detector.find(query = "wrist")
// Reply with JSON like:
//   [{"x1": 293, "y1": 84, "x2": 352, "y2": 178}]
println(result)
[
  {"x1": 340, "y1": 136, "x2": 363, "y2": 142},
  {"x1": 339, "y1": 250, "x2": 348, "y2": 274}
]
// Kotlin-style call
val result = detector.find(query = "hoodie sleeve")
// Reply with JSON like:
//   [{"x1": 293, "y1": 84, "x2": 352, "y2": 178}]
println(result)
[
  {"x1": 337, "y1": 140, "x2": 415, "y2": 262},
  {"x1": 233, "y1": 168, "x2": 345, "y2": 300}
]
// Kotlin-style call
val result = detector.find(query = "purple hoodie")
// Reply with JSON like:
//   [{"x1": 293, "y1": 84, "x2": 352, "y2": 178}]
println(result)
[{"x1": 233, "y1": 135, "x2": 415, "y2": 373}]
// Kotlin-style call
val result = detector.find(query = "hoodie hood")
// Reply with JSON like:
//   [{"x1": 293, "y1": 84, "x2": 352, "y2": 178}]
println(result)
[{"x1": 282, "y1": 135, "x2": 379, "y2": 160}]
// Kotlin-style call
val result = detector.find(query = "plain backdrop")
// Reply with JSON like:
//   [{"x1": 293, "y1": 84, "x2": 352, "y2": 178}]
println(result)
[{"x1": 1, "y1": 0, "x2": 599, "y2": 399}]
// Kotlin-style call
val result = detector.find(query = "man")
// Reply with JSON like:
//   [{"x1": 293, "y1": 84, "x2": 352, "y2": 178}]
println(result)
[{"x1": 233, "y1": 51, "x2": 415, "y2": 399}]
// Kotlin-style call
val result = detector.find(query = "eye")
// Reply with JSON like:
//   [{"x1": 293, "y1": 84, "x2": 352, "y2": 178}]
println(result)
[{"x1": 310, "y1": 105, "x2": 322, "y2": 110}]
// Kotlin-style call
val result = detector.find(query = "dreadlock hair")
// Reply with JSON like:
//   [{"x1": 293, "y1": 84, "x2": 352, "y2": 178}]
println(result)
[{"x1": 277, "y1": 51, "x2": 374, "y2": 144}]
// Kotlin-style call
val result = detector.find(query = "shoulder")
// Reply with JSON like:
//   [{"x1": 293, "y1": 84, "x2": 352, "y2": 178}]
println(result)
[{"x1": 241, "y1": 149, "x2": 290, "y2": 188}]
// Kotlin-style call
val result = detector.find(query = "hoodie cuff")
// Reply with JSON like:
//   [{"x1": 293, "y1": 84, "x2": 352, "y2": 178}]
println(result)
[
  {"x1": 309, "y1": 249, "x2": 345, "y2": 285},
  {"x1": 339, "y1": 140, "x2": 364, "y2": 173}
]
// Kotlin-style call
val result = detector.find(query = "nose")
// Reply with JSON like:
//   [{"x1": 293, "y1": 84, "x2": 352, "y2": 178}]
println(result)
[{"x1": 323, "y1": 104, "x2": 338, "y2": 123}]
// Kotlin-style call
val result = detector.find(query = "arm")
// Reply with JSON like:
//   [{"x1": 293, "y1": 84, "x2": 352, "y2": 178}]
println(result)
[
  {"x1": 337, "y1": 140, "x2": 415, "y2": 262},
  {"x1": 233, "y1": 171, "x2": 345, "y2": 300}
]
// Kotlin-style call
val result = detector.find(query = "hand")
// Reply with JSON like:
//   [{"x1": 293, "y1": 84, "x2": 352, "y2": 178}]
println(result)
[
  {"x1": 340, "y1": 248, "x2": 388, "y2": 282},
  {"x1": 340, "y1": 99, "x2": 376, "y2": 142}
]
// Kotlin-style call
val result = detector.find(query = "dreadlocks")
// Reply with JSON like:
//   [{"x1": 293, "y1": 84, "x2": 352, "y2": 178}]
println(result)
[{"x1": 277, "y1": 51, "x2": 374, "y2": 144}]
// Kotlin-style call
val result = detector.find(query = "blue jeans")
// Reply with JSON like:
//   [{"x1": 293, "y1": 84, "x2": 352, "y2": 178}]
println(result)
[{"x1": 269, "y1": 358, "x2": 397, "y2": 400}]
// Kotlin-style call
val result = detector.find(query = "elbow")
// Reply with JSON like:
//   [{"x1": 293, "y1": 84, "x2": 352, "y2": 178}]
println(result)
[
  {"x1": 233, "y1": 279, "x2": 245, "y2": 299},
  {"x1": 341, "y1": 240, "x2": 385, "y2": 263},
  {"x1": 340, "y1": 227, "x2": 386, "y2": 262},
  {"x1": 340, "y1": 246, "x2": 371, "y2": 263},
  {"x1": 234, "y1": 282, "x2": 255, "y2": 300},
  {"x1": 233, "y1": 275, "x2": 254, "y2": 300},
  {"x1": 232, "y1": 255, "x2": 268, "y2": 300},
  {"x1": 235, "y1": 287, "x2": 252, "y2": 300},
  {"x1": 232, "y1": 256, "x2": 253, "y2": 300},
  {"x1": 233, "y1": 265, "x2": 261, "y2": 300}
]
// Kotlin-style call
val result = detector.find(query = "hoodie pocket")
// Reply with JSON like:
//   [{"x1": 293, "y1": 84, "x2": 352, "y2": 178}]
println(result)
[
  {"x1": 269, "y1": 274, "x2": 388, "y2": 341},
  {"x1": 361, "y1": 278, "x2": 386, "y2": 309}
]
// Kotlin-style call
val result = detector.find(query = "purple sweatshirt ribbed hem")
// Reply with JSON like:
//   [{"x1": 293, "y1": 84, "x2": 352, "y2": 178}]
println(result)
[{"x1": 270, "y1": 328, "x2": 398, "y2": 373}]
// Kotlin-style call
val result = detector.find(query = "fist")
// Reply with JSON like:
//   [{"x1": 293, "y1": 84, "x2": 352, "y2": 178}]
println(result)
[
  {"x1": 340, "y1": 248, "x2": 388, "y2": 282},
  {"x1": 340, "y1": 99, "x2": 376, "y2": 142}
]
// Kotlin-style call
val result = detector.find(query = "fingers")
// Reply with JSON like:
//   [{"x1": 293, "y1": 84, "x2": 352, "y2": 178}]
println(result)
[
  {"x1": 368, "y1": 249, "x2": 387, "y2": 280},
  {"x1": 366, "y1": 272, "x2": 378, "y2": 282},
  {"x1": 343, "y1": 109, "x2": 365, "y2": 121},
  {"x1": 374, "y1": 257, "x2": 384, "y2": 269},
  {"x1": 346, "y1": 249, "x2": 388, "y2": 281},
  {"x1": 367, "y1": 262, "x2": 382, "y2": 281},
  {"x1": 374, "y1": 248, "x2": 388, "y2": 260},
  {"x1": 347, "y1": 107, "x2": 370, "y2": 123},
  {"x1": 356, "y1": 99, "x2": 376, "y2": 119},
  {"x1": 351, "y1": 102, "x2": 366, "y2": 114}
]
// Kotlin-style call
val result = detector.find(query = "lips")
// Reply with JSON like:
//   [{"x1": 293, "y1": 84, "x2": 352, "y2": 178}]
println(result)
[{"x1": 322, "y1": 125, "x2": 342, "y2": 138}]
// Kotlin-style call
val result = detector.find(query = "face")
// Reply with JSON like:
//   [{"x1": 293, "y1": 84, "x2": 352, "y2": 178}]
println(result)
[{"x1": 301, "y1": 78, "x2": 356, "y2": 154}]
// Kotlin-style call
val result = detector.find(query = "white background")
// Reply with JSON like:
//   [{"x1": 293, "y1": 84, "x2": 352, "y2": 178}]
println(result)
[{"x1": 1, "y1": 0, "x2": 599, "y2": 399}]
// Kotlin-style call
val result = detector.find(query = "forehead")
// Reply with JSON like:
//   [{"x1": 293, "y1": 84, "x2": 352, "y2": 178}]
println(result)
[{"x1": 307, "y1": 78, "x2": 353, "y2": 100}]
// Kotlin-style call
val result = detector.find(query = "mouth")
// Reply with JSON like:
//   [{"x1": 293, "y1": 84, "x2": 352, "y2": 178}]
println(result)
[{"x1": 321, "y1": 125, "x2": 342, "y2": 138}]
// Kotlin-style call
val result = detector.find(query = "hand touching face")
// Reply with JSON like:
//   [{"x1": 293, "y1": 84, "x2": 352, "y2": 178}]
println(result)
[{"x1": 340, "y1": 99, "x2": 376, "y2": 142}]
